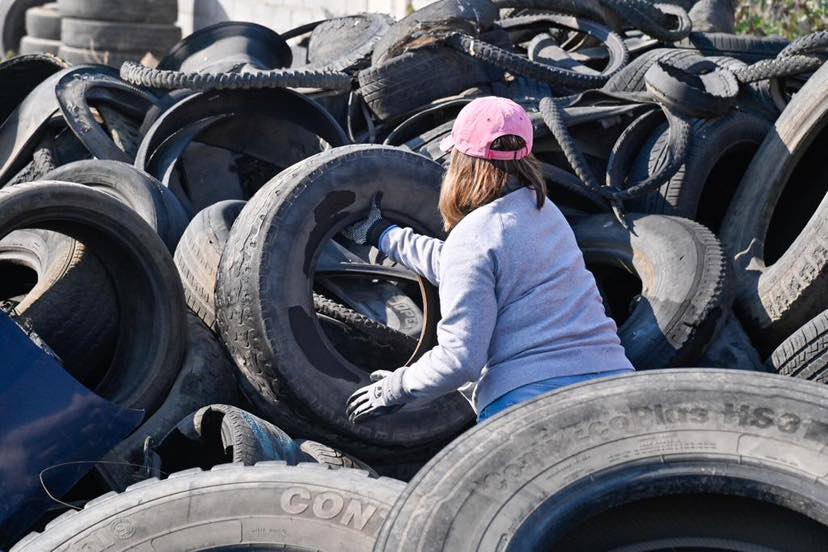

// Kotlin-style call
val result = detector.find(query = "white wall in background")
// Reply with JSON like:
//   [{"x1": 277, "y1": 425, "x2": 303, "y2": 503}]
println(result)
[{"x1": 178, "y1": 0, "x2": 436, "y2": 36}]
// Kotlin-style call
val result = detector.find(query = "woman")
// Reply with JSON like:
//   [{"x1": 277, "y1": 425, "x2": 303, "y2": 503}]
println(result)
[{"x1": 343, "y1": 96, "x2": 633, "y2": 424}]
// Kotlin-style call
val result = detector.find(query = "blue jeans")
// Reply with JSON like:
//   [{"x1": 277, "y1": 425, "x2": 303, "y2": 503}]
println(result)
[{"x1": 477, "y1": 369, "x2": 634, "y2": 422}]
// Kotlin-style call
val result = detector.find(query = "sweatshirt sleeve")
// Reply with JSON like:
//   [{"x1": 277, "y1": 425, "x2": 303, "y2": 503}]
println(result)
[
  {"x1": 379, "y1": 225, "x2": 444, "y2": 286},
  {"x1": 383, "y1": 230, "x2": 498, "y2": 403}
]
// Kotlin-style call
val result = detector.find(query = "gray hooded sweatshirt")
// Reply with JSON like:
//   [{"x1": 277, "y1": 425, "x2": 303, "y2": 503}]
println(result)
[{"x1": 378, "y1": 186, "x2": 633, "y2": 412}]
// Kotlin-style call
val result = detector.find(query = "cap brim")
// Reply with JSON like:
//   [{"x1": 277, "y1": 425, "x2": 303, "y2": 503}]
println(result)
[{"x1": 439, "y1": 135, "x2": 455, "y2": 153}]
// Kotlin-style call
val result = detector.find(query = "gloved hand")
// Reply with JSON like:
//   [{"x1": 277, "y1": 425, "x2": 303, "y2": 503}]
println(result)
[
  {"x1": 341, "y1": 193, "x2": 394, "y2": 246},
  {"x1": 346, "y1": 369, "x2": 407, "y2": 423}
]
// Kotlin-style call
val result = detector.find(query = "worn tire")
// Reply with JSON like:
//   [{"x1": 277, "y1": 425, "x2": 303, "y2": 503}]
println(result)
[
  {"x1": 307, "y1": 14, "x2": 392, "y2": 72},
  {"x1": 628, "y1": 110, "x2": 771, "y2": 231},
  {"x1": 376, "y1": 370, "x2": 828, "y2": 551},
  {"x1": 56, "y1": 0, "x2": 177, "y2": 24},
  {"x1": 602, "y1": 48, "x2": 699, "y2": 93},
  {"x1": 12, "y1": 464, "x2": 406, "y2": 552},
  {"x1": 297, "y1": 439, "x2": 378, "y2": 477},
  {"x1": 0, "y1": 181, "x2": 187, "y2": 413},
  {"x1": 0, "y1": 0, "x2": 49, "y2": 52},
  {"x1": 371, "y1": 0, "x2": 498, "y2": 65},
  {"x1": 43, "y1": 160, "x2": 189, "y2": 252},
  {"x1": 572, "y1": 213, "x2": 729, "y2": 370},
  {"x1": 216, "y1": 145, "x2": 474, "y2": 459},
  {"x1": 174, "y1": 200, "x2": 245, "y2": 330},
  {"x1": 155, "y1": 405, "x2": 303, "y2": 472},
  {"x1": 100, "y1": 313, "x2": 239, "y2": 490},
  {"x1": 672, "y1": 32, "x2": 788, "y2": 64},
  {"x1": 24, "y1": 3, "x2": 58, "y2": 39},
  {"x1": 359, "y1": 47, "x2": 503, "y2": 121},
  {"x1": 765, "y1": 309, "x2": 828, "y2": 384},
  {"x1": 61, "y1": 17, "x2": 180, "y2": 52},
  {"x1": 0, "y1": 228, "x2": 118, "y2": 381},
  {"x1": 58, "y1": 44, "x2": 152, "y2": 67},
  {"x1": 18, "y1": 34, "x2": 58, "y2": 54},
  {"x1": 720, "y1": 61, "x2": 828, "y2": 350}
]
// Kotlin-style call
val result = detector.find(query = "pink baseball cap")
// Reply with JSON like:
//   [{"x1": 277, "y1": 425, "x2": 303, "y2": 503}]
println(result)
[{"x1": 439, "y1": 96, "x2": 534, "y2": 161}]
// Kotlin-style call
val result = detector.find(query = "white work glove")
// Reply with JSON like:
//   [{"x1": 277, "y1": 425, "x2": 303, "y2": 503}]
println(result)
[
  {"x1": 346, "y1": 370, "x2": 407, "y2": 423},
  {"x1": 340, "y1": 193, "x2": 393, "y2": 246}
]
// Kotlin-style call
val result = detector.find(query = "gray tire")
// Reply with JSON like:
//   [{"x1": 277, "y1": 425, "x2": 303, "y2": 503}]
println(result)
[
  {"x1": 376, "y1": 370, "x2": 828, "y2": 550},
  {"x1": 12, "y1": 464, "x2": 406, "y2": 552},
  {"x1": 154, "y1": 404, "x2": 303, "y2": 471},
  {"x1": 720, "y1": 61, "x2": 828, "y2": 350},
  {"x1": 58, "y1": 44, "x2": 152, "y2": 67},
  {"x1": 1, "y1": 0, "x2": 49, "y2": 52},
  {"x1": 628, "y1": 110, "x2": 771, "y2": 231},
  {"x1": 174, "y1": 200, "x2": 246, "y2": 330},
  {"x1": 0, "y1": 228, "x2": 118, "y2": 381},
  {"x1": 573, "y1": 213, "x2": 729, "y2": 369},
  {"x1": 24, "y1": 3, "x2": 58, "y2": 39},
  {"x1": 215, "y1": 145, "x2": 473, "y2": 458},
  {"x1": 765, "y1": 308, "x2": 828, "y2": 383},
  {"x1": 56, "y1": 0, "x2": 177, "y2": 23},
  {"x1": 297, "y1": 439, "x2": 378, "y2": 477},
  {"x1": 18, "y1": 35, "x2": 59, "y2": 55},
  {"x1": 0, "y1": 181, "x2": 187, "y2": 413},
  {"x1": 61, "y1": 17, "x2": 180, "y2": 52}
]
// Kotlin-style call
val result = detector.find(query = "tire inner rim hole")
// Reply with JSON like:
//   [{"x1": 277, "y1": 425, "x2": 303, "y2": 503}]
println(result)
[
  {"x1": 764, "y1": 125, "x2": 828, "y2": 266},
  {"x1": 0, "y1": 262, "x2": 38, "y2": 305},
  {"x1": 695, "y1": 142, "x2": 759, "y2": 234},
  {"x1": 313, "y1": 235, "x2": 427, "y2": 375},
  {"x1": 587, "y1": 262, "x2": 642, "y2": 327},
  {"x1": 549, "y1": 493, "x2": 828, "y2": 551}
]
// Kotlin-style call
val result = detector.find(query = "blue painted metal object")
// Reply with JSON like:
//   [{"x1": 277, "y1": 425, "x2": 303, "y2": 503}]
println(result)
[{"x1": 0, "y1": 311, "x2": 143, "y2": 544}]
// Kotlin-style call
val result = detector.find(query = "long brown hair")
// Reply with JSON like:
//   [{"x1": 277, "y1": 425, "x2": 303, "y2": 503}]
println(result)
[{"x1": 439, "y1": 134, "x2": 546, "y2": 231}]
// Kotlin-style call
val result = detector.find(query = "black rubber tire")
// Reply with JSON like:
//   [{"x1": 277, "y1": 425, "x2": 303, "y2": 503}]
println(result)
[
  {"x1": 371, "y1": 0, "x2": 499, "y2": 65},
  {"x1": 628, "y1": 110, "x2": 771, "y2": 230},
  {"x1": 296, "y1": 439, "x2": 378, "y2": 476},
  {"x1": 61, "y1": 17, "x2": 180, "y2": 52},
  {"x1": 313, "y1": 292, "x2": 418, "y2": 357},
  {"x1": 0, "y1": 181, "x2": 187, "y2": 413},
  {"x1": 174, "y1": 200, "x2": 246, "y2": 330},
  {"x1": 56, "y1": 0, "x2": 177, "y2": 24},
  {"x1": 18, "y1": 34, "x2": 58, "y2": 54},
  {"x1": 602, "y1": 47, "x2": 699, "y2": 92},
  {"x1": 24, "y1": 3, "x2": 58, "y2": 39},
  {"x1": 100, "y1": 313, "x2": 239, "y2": 491},
  {"x1": 43, "y1": 160, "x2": 189, "y2": 252},
  {"x1": 155, "y1": 404, "x2": 303, "y2": 471},
  {"x1": 307, "y1": 13, "x2": 392, "y2": 72},
  {"x1": 0, "y1": 0, "x2": 48, "y2": 52},
  {"x1": 720, "y1": 61, "x2": 828, "y2": 350},
  {"x1": 0, "y1": 228, "x2": 118, "y2": 381},
  {"x1": 765, "y1": 308, "x2": 828, "y2": 383},
  {"x1": 358, "y1": 47, "x2": 503, "y2": 121},
  {"x1": 643, "y1": 57, "x2": 739, "y2": 119},
  {"x1": 375, "y1": 370, "x2": 828, "y2": 551},
  {"x1": 12, "y1": 463, "x2": 406, "y2": 552},
  {"x1": 215, "y1": 145, "x2": 474, "y2": 459},
  {"x1": 572, "y1": 213, "x2": 729, "y2": 370},
  {"x1": 58, "y1": 44, "x2": 152, "y2": 67},
  {"x1": 672, "y1": 32, "x2": 788, "y2": 64}
]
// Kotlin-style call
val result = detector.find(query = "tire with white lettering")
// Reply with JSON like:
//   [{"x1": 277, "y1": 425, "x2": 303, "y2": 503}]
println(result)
[
  {"x1": 11, "y1": 463, "x2": 405, "y2": 552},
  {"x1": 376, "y1": 369, "x2": 828, "y2": 551}
]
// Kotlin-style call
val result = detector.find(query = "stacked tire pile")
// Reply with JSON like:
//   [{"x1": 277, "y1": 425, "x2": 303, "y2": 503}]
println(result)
[
  {"x1": 56, "y1": 0, "x2": 181, "y2": 66},
  {"x1": 1, "y1": 0, "x2": 828, "y2": 550},
  {"x1": 19, "y1": 2, "x2": 59, "y2": 55}
]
